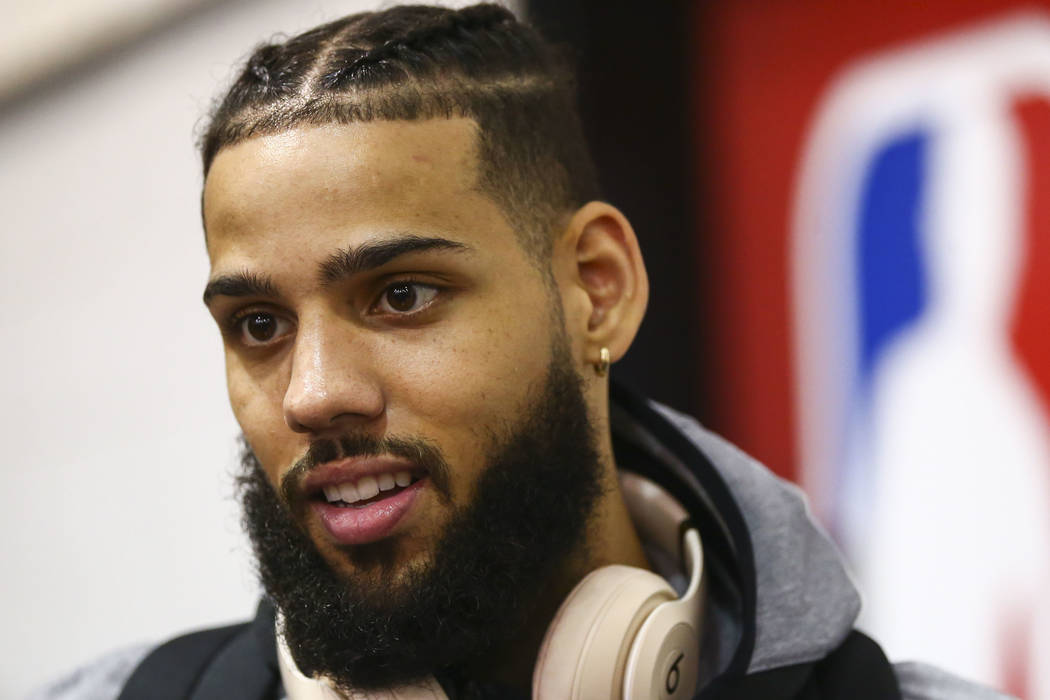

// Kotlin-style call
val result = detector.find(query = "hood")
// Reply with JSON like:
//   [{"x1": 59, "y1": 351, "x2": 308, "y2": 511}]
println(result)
[{"x1": 609, "y1": 383, "x2": 862, "y2": 683}]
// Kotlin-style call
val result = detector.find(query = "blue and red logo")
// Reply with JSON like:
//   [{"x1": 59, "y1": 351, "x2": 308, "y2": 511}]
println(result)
[{"x1": 792, "y1": 13, "x2": 1050, "y2": 694}]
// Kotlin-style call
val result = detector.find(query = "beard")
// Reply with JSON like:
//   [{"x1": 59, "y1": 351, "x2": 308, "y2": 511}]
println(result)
[{"x1": 237, "y1": 343, "x2": 605, "y2": 693}]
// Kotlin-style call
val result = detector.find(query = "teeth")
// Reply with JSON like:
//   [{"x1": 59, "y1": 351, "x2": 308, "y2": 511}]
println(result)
[
  {"x1": 322, "y1": 472, "x2": 417, "y2": 505},
  {"x1": 356, "y1": 475, "x2": 379, "y2": 500},
  {"x1": 338, "y1": 483, "x2": 360, "y2": 504}
]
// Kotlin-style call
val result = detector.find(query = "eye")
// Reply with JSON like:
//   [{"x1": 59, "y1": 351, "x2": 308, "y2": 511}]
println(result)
[
  {"x1": 374, "y1": 282, "x2": 439, "y2": 315},
  {"x1": 233, "y1": 311, "x2": 294, "y2": 347}
]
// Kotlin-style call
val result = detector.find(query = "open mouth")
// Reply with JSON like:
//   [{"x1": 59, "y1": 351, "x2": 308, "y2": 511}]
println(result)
[
  {"x1": 305, "y1": 465, "x2": 429, "y2": 546},
  {"x1": 314, "y1": 470, "x2": 425, "y2": 508}
]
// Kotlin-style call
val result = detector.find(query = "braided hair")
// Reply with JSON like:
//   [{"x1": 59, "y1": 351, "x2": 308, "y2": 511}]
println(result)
[{"x1": 200, "y1": 4, "x2": 600, "y2": 260}]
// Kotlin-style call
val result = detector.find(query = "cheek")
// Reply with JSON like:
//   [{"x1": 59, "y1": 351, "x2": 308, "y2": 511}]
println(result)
[
  {"x1": 225, "y1": 354, "x2": 289, "y2": 478},
  {"x1": 382, "y1": 295, "x2": 555, "y2": 443}
]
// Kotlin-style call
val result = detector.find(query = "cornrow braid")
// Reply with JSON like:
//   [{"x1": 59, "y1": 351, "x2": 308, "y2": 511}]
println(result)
[
  {"x1": 200, "y1": 3, "x2": 600, "y2": 262},
  {"x1": 320, "y1": 3, "x2": 515, "y2": 89}
]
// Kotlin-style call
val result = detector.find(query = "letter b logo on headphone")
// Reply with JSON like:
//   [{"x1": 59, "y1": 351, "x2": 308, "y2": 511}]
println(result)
[
  {"x1": 664, "y1": 651, "x2": 685, "y2": 695},
  {"x1": 648, "y1": 627, "x2": 698, "y2": 700}
]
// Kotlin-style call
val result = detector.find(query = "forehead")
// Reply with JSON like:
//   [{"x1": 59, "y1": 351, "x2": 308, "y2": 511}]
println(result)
[{"x1": 202, "y1": 118, "x2": 498, "y2": 259}]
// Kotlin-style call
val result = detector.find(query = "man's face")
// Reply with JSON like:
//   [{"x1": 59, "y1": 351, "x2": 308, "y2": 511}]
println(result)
[{"x1": 202, "y1": 118, "x2": 572, "y2": 587}]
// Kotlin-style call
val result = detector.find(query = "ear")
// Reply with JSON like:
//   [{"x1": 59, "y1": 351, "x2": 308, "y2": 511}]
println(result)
[{"x1": 553, "y1": 202, "x2": 649, "y2": 373}]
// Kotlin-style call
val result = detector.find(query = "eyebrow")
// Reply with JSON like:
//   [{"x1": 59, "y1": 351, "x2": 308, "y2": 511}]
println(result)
[
  {"x1": 202, "y1": 270, "x2": 279, "y2": 305},
  {"x1": 202, "y1": 235, "x2": 472, "y2": 305},
  {"x1": 319, "y1": 235, "x2": 471, "y2": 286}
]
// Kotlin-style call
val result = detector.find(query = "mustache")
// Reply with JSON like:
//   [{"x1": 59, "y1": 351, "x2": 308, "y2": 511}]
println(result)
[{"x1": 278, "y1": 433, "x2": 453, "y2": 506}]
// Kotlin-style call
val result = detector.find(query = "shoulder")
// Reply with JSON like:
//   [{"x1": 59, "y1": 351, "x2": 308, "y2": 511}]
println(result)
[
  {"x1": 27, "y1": 642, "x2": 154, "y2": 700},
  {"x1": 894, "y1": 662, "x2": 1017, "y2": 700},
  {"x1": 28, "y1": 613, "x2": 270, "y2": 700}
]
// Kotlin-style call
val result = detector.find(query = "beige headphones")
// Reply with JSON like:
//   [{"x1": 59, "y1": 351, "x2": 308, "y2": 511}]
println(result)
[{"x1": 277, "y1": 472, "x2": 706, "y2": 700}]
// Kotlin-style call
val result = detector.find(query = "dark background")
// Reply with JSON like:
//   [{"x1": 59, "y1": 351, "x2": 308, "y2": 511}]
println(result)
[{"x1": 527, "y1": 0, "x2": 707, "y2": 420}]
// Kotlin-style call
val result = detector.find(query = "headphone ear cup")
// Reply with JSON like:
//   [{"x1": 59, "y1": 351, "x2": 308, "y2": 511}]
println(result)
[{"x1": 532, "y1": 565, "x2": 675, "y2": 700}]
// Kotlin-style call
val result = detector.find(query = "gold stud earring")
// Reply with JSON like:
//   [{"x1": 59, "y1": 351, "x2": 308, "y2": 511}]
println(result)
[{"x1": 594, "y1": 347, "x2": 610, "y2": 377}]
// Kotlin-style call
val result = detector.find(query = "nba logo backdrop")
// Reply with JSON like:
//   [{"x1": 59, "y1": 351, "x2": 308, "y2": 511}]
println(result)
[{"x1": 694, "y1": 3, "x2": 1050, "y2": 697}]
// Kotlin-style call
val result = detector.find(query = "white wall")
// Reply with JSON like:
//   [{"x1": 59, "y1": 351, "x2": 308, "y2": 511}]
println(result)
[{"x1": 0, "y1": 1, "x2": 518, "y2": 696}]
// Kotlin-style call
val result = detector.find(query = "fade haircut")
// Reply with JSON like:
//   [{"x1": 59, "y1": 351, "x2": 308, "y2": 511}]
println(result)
[{"x1": 200, "y1": 3, "x2": 601, "y2": 261}]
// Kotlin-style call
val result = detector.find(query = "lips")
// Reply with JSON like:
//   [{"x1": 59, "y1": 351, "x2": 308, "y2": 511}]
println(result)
[{"x1": 301, "y1": 458, "x2": 428, "y2": 546}]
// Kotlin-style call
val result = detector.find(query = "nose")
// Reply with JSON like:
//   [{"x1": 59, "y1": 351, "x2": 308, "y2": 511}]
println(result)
[{"x1": 282, "y1": 320, "x2": 384, "y2": 434}]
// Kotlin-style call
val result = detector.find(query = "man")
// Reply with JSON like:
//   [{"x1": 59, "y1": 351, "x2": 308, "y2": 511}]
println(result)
[{"x1": 39, "y1": 4, "x2": 1009, "y2": 699}]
